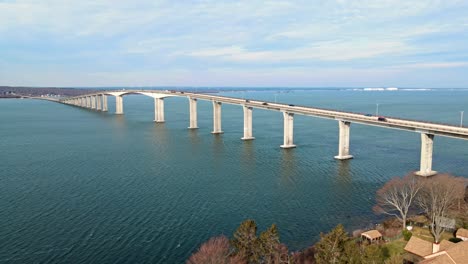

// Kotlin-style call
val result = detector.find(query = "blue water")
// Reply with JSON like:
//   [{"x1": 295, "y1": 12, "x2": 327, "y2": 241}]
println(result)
[{"x1": 1, "y1": 89, "x2": 467, "y2": 263}]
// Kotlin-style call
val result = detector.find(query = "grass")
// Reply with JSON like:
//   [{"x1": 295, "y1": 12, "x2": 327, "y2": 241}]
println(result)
[
  {"x1": 381, "y1": 239, "x2": 407, "y2": 259},
  {"x1": 411, "y1": 226, "x2": 453, "y2": 242}
]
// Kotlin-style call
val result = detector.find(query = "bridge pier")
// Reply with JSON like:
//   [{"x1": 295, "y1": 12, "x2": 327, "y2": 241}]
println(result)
[
  {"x1": 91, "y1": 95, "x2": 96, "y2": 109},
  {"x1": 154, "y1": 98, "x2": 165, "y2": 123},
  {"x1": 86, "y1": 96, "x2": 91, "y2": 108},
  {"x1": 188, "y1": 97, "x2": 198, "y2": 129},
  {"x1": 96, "y1": 95, "x2": 102, "y2": 110},
  {"x1": 241, "y1": 105, "x2": 254, "y2": 140},
  {"x1": 415, "y1": 133, "x2": 437, "y2": 177},
  {"x1": 334, "y1": 120, "x2": 353, "y2": 160},
  {"x1": 211, "y1": 101, "x2": 223, "y2": 134},
  {"x1": 102, "y1": 95, "x2": 108, "y2": 111},
  {"x1": 115, "y1": 95, "x2": 124, "y2": 114},
  {"x1": 280, "y1": 112, "x2": 296, "y2": 148}
]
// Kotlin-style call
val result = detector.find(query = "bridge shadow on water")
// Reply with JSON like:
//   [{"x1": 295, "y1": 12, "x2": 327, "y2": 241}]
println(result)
[
  {"x1": 279, "y1": 149, "x2": 298, "y2": 188},
  {"x1": 241, "y1": 140, "x2": 256, "y2": 170}
]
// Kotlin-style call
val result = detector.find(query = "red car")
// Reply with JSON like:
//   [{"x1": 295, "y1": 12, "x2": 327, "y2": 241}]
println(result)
[{"x1": 377, "y1": 116, "x2": 387, "y2": 122}]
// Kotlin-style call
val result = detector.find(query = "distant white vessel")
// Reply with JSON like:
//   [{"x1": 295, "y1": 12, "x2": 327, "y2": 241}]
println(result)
[
  {"x1": 363, "y1": 87, "x2": 385, "y2": 91},
  {"x1": 362, "y1": 87, "x2": 398, "y2": 91}
]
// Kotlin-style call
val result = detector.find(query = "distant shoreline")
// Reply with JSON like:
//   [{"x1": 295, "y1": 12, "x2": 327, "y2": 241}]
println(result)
[{"x1": 2, "y1": 85, "x2": 468, "y2": 99}]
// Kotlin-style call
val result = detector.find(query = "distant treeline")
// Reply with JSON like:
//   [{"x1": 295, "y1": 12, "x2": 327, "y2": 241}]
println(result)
[{"x1": 0, "y1": 86, "x2": 100, "y2": 97}]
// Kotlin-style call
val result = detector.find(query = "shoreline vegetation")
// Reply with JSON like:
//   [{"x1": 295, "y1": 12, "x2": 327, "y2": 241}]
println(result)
[{"x1": 187, "y1": 173, "x2": 468, "y2": 264}]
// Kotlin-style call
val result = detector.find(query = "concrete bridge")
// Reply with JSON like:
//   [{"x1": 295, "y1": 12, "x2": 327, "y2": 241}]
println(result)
[{"x1": 55, "y1": 89, "x2": 468, "y2": 177}]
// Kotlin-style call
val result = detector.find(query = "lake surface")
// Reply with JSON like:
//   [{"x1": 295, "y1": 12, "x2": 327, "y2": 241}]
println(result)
[{"x1": 1, "y1": 89, "x2": 467, "y2": 263}]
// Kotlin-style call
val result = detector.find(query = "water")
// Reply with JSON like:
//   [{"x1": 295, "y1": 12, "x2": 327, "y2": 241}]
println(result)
[{"x1": 1, "y1": 89, "x2": 467, "y2": 263}]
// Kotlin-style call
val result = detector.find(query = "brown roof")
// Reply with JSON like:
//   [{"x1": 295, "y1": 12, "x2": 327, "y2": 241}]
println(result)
[
  {"x1": 361, "y1": 230, "x2": 382, "y2": 240},
  {"x1": 420, "y1": 254, "x2": 455, "y2": 264},
  {"x1": 439, "y1": 240, "x2": 454, "y2": 251},
  {"x1": 404, "y1": 236, "x2": 433, "y2": 257},
  {"x1": 444, "y1": 241, "x2": 468, "y2": 263},
  {"x1": 420, "y1": 241, "x2": 468, "y2": 264},
  {"x1": 456, "y1": 228, "x2": 468, "y2": 238}
]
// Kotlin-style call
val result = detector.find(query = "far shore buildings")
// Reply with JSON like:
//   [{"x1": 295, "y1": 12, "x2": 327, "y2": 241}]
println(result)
[{"x1": 404, "y1": 236, "x2": 468, "y2": 263}]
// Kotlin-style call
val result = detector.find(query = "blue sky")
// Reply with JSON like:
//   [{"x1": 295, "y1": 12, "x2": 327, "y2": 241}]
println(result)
[{"x1": 1, "y1": 0, "x2": 468, "y2": 87}]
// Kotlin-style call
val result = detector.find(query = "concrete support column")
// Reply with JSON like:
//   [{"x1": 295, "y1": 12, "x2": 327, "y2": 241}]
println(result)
[
  {"x1": 86, "y1": 96, "x2": 91, "y2": 108},
  {"x1": 211, "y1": 101, "x2": 223, "y2": 134},
  {"x1": 241, "y1": 105, "x2": 254, "y2": 140},
  {"x1": 102, "y1": 95, "x2": 108, "y2": 111},
  {"x1": 415, "y1": 133, "x2": 437, "y2": 176},
  {"x1": 154, "y1": 98, "x2": 165, "y2": 123},
  {"x1": 280, "y1": 112, "x2": 296, "y2": 148},
  {"x1": 91, "y1": 95, "x2": 96, "y2": 109},
  {"x1": 188, "y1": 97, "x2": 198, "y2": 129},
  {"x1": 81, "y1": 97, "x2": 85, "y2": 107},
  {"x1": 334, "y1": 120, "x2": 353, "y2": 160},
  {"x1": 115, "y1": 95, "x2": 124, "y2": 114},
  {"x1": 96, "y1": 95, "x2": 102, "y2": 111}
]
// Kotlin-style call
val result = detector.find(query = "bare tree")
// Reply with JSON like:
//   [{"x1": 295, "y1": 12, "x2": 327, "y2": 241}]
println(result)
[
  {"x1": 416, "y1": 174, "x2": 465, "y2": 243},
  {"x1": 187, "y1": 236, "x2": 245, "y2": 264},
  {"x1": 373, "y1": 174, "x2": 422, "y2": 230}
]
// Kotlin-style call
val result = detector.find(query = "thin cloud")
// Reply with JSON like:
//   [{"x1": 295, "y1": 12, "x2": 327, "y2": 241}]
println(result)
[{"x1": 392, "y1": 62, "x2": 468, "y2": 69}]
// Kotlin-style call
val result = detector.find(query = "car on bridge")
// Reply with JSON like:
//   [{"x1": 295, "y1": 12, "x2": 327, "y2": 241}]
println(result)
[
  {"x1": 377, "y1": 116, "x2": 387, "y2": 122},
  {"x1": 364, "y1": 113, "x2": 373, "y2": 117},
  {"x1": 262, "y1": 102, "x2": 268, "y2": 106}
]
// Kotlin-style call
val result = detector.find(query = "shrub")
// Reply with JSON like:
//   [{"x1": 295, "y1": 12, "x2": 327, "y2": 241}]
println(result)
[
  {"x1": 448, "y1": 237, "x2": 463, "y2": 243},
  {"x1": 402, "y1": 230, "x2": 412, "y2": 241},
  {"x1": 187, "y1": 236, "x2": 245, "y2": 264}
]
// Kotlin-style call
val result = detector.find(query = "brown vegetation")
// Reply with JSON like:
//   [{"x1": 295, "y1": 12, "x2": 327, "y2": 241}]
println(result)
[
  {"x1": 373, "y1": 174, "x2": 422, "y2": 230},
  {"x1": 416, "y1": 174, "x2": 467, "y2": 243},
  {"x1": 187, "y1": 236, "x2": 245, "y2": 264}
]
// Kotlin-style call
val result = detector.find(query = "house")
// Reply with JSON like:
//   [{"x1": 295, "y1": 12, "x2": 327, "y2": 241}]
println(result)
[
  {"x1": 404, "y1": 236, "x2": 468, "y2": 263},
  {"x1": 455, "y1": 228, "x2": 468, "y2": 241},
  {"x1": 420, "y1": 241, "x2": 468, "y2": 263},
  {"x1": 360, "y1": 230, "x2": 383, "y2": 243},
  {"x1": 437, "y1": 216, "x2": 456, "y2": 231}
]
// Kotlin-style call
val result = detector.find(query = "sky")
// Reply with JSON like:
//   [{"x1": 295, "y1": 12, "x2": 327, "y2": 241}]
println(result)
[{"x1": 1, "y1": 0, "x2": 468, "y2": 88}]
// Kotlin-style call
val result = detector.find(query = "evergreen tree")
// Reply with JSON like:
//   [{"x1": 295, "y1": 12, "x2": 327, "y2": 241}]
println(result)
[
  {"x1": 314, "y1": 224, "x2": 349, "y2": 264},
  {"x1": 362, "y1": 244, "x2": 382, "y2": 264},
  {"x1": 231, "y1": 219, "x2": 261, "y2": 263},
  {"x1": 342, "y1": 241, "x2": 362, "y2": 264},
  {"x1": 258, "y1": 224, "x2": 281, "y2": 263}
]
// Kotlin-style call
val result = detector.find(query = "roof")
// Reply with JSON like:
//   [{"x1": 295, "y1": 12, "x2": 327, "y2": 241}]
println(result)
[
  {"x1": 361, "y1": 230, "x2": 382, "y2": 240},
  {"x1": 445, "y1": 241, "x2": 468, "y2": 263},
  {"x1": 420, "y1": 254, "x2": 455, "y2": 264},
  {"x1": 420, "y1": 241, "x2": 468, "y2": 264},
  {"x1": 456, "y1": 228, "x2": 468, "y2": 238},
  {"x1": 404, "y1": 236, "x2": 433, "y2": 257},
  {"x1": 439, "y1": 240, "x2": 454, "y2": 251}
]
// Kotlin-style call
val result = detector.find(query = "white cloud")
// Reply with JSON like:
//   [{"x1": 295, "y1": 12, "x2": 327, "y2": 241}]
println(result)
[
  {"x1": 188, "y1": 46, "x2": 245, "y2": 57},
  {"x1": 392, "y1": 62, "x2": 468, "y2": 69},
  {"x1": 1, "y1": 0, "x2": 468, "y2": 86},
  {"x1": 187, "y1": 40, "x2": 409, "y2": 62}
]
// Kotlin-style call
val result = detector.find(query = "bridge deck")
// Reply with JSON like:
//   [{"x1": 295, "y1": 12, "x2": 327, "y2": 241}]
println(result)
[{"x1": 60, "y1": 90, "x2": 468, "y2": 140}]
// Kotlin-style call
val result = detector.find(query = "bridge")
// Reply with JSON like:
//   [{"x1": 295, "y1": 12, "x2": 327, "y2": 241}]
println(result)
[{"x1": 51, "y1": 89, "x2": 468, "y2": 177}]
